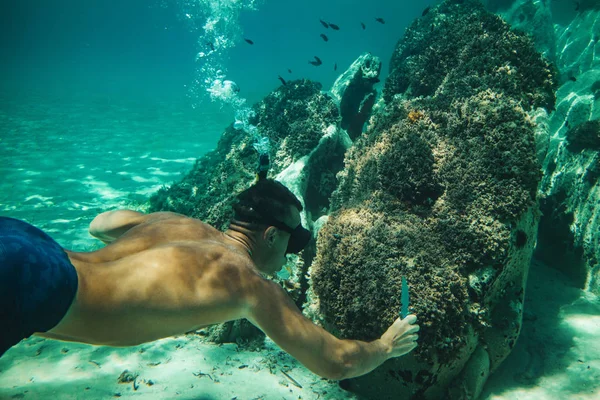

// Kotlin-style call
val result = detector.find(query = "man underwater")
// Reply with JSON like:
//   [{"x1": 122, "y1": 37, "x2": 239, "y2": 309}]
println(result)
[{"x1": 0, "y1": 178, "x2": 419, "y2": 380}]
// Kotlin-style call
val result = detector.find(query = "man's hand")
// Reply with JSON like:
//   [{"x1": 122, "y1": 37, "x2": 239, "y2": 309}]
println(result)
[{"x1": 380, "y1": 314, "x2": 419, "y2": 359}]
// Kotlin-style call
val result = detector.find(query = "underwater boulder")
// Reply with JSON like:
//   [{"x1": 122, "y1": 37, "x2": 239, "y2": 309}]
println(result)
[
  {"x1": 307, "y1": 0, "x2": 556, "y2": 398},
  {"x1": 329, "y1": 52, "x2": 382, "y2": 140}
]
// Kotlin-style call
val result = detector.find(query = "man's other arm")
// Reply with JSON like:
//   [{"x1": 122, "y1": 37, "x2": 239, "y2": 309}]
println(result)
[
  {"x1": 244, "y1": 278, "x2": 419, "y2": 380},
  {"x1": 88, "y1": 210, "x2": 185, "y2": 244}
]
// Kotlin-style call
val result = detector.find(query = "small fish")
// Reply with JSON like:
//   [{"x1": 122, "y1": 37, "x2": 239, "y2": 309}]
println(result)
[
  {"x1": 206, "y1": 41, "x2": 215, "y2": 51},
  {"x1": 287, "y1": 68, "x2": 292, "y2": 74},
  {"x1": 575, "y1": 2, "x2": 580, "y2": 11},
  {"x1": 329, "y1": 23, "x2": 340, "y2": 30},
  {"x1": 332, "y1": 233, "x2": 343, "y2": 240},
  {"x1": 569, "y1": 76, "x2": 577, "y2": 82},
  {"x1": 565, "y1": 120, "x2": 570, "y2": 127},
  {"x1": 244, "y1": 38, "x2": 254, "y2": 45},
  {"x1": 375, "y1": 17, "x2": 385, "y2": 24},
  {"x1": 334, "y1": 63, "x2": 337, "y2": 71},
  {"x1": 309, "y1": 56, "x2": 322, "y2": 66},
  {"x1": 361, "y1": 22, "x2": 366, "y2": 30},
  {"x1": 422, "y1": 6, "x2": 431, "y2": 16},
  {"x1": 319, "y1": 19, "x2": 329, "y2": 28},
  {"x1": 320, "y1": 33, "x2": 329, "y2": 42},
  {"x1": 278, "y1": 75, "x2": 287, "y2": 85}
]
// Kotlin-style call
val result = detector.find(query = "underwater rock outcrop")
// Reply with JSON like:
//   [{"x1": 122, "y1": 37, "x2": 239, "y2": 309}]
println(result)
[
  {"x1": 530, "y1": 7, "x2": 600, "y2": 294},
  {"x1": 329, "y1": 52, "x2": 381, "y2": 140},
  {"x1": 308, "y1": 0, "x2": 556, "y2": 398}
]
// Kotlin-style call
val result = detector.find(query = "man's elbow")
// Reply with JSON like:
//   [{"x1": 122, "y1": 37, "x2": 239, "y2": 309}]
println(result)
[
  {"x1": 314, "y1": 357, "x2": 347, "y2": 381},
  {"x1": 88, "y1": 212, "x2": 120, "y2": 243},
  {"x1": 89, "y1": 212, "x2": 109, "y2": 236}
]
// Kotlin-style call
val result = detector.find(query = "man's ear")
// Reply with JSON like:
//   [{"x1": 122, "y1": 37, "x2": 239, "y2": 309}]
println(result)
[{"x1": 264, "y1": 227, "x2": 277, "y2": 247}]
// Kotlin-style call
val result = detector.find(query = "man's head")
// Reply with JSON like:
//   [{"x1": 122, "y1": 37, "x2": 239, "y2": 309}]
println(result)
[{"x1": 229, "y1": 179, "x2": 310, "y2": 274}]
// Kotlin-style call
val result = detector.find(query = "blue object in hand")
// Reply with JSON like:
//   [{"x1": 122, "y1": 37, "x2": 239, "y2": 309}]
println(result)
[{"x1": 401, "y1": 276, "x2": 409, "y2": 319}]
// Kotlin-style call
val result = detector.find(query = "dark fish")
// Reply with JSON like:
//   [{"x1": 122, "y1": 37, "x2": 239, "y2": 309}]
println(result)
[
  {"x1": 319, "y1": 19, "x2": 329, "y2": 28},
  {"x1": 329, "y1": 23, "x2": 340, "y2": 30},
  {"x1": 288, "y1": 68, "x2": 292, "y2": 74},
  {"x1": 575, "y1": 2, "x2": 580, "y2": 11},
  {"x1": 565, "y1": 120, "x2": 570, "y2": 127},
  {"x1": 375, "y1": 17, "x2": 385, "y2": 24},
  {"x1": 278, "y1": 75, "x2": 287, "y2": 85},
  {"x1": 244, "y1": 38, "x2": 254, "y2": 45},
  {"x1": 320, "y1": 33, "x2": 329, "y2": 42},
  {"x1": 361, "y1": 22, "x2": 366, "y2": 30},
  {"x1": 332, "y1": 233, "x2": 344, "y2": 240},
  {"x1": 422, "y1": 6, "x2": 431, "y2": 16},
  {"x1": 334, "y1": 63, "x2": 337, "y2": 71},
  {"x1": 206, "y1": 41, "x2": 215, "y2": 51},
  {"x1": 569, "y1": 76, "x2": 577, "y2": 82},
  {"x1": 308, "y1": 56, "x2": 322, "y2": 66}
]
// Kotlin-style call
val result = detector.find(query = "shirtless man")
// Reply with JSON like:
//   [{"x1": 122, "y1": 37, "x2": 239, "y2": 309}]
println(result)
[{"x1": 0, "y1": 179, "x2": 419, "y2": 380}]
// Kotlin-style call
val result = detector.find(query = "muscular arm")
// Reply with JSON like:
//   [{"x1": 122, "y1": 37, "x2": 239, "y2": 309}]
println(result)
[
  {"x1": 245, "y1": 278, "x2": 417, "y2": 380},
  {"x1": 89, "y1": 210, "x2": 185, "y2": 244}
]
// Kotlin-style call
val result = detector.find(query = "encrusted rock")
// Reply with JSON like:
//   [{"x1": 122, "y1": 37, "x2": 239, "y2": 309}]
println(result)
[{"x1": 308, "y1": 0, "x2": 556, "y2": 398}]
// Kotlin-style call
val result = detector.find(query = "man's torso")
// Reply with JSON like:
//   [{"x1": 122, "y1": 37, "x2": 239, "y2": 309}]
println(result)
[{"x1": 42, "y1": 217, "x2": 254, "y2": 346}]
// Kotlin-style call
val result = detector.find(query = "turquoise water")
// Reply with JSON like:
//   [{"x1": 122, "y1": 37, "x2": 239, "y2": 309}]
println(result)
[{"x1": 0, "y1": 90, "x2": 224, "y2": 251}]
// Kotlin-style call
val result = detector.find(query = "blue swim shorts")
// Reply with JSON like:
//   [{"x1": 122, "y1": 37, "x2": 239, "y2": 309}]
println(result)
[{"x1": 0, "y1": 217, "x2": 78, "y2": 357}]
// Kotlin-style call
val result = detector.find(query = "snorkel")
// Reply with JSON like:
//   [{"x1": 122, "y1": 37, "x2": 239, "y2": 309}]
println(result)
[{"x1": 253, "y1": 136, "x2": 270, "y2": 182}]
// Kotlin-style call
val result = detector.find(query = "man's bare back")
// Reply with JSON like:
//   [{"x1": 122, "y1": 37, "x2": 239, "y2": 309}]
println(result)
[{"x1": 43, "y1": 212, "x2": 255, "y2": 346}]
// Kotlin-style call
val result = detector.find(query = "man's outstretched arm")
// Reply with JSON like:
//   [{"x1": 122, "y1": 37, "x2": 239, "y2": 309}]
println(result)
[
  {"x1": 245, "y1": 278, "x2": 419, "y2": 380},
  {"x1": 89, "y1": 210, "x2": 185, "y2": 244}
]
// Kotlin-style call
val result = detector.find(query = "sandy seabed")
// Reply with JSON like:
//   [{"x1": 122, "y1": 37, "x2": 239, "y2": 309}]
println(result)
[{"x1": 0, "y1": 334, "x2": 353, "y2": 400}]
